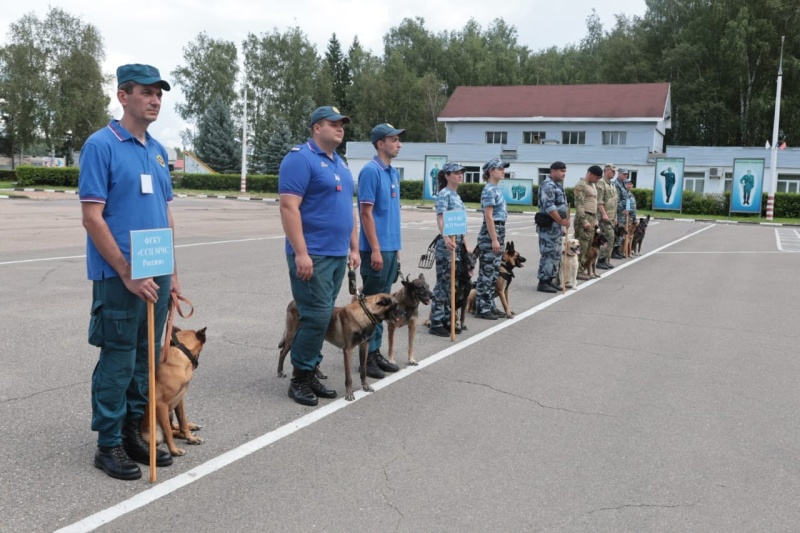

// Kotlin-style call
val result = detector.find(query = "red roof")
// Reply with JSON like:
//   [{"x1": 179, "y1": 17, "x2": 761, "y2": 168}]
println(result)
[{"x1": 439, "y1": 83, "x2": 670, "y2": 120}]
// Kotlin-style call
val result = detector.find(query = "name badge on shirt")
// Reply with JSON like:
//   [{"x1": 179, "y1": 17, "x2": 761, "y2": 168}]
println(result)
[
  {"x1": 141, "y1": 174, "x2": 153, "y2": 194},
  {"x1": 391, "y1": 183, "x2": 396, "y2": 198}
]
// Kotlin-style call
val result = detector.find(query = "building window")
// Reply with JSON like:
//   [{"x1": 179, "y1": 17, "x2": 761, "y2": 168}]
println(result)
[
  {"x1": 683, "y1": 172, "x2": 705, "y2": 194},
  {"x1": 538, "y1": 167, "x2": 551, "y2": 187},
  {"x1": 777, "y1": 175, "x2": 800, "y2": 193},
  {"x1": 561, "y1": 131, "x2": 585, "y2": 145},
  {"x1": 724, "y1": 172, "x2": 733, "y2": 192},
  {"x1": 628, "y1": 170, "x2": 638, "y2": 187},
  {"x1": 523, "y1": 131, "x2": 546, "y2": 144},
  {"x1": 602, "y1": 131, "x2": 627, "y2": 145},
  {"x1": 464, "y1": 166, "x2": 481, "y2": 184},
  {"x1": 485, "y1": 131, "x2": 507, "y2": 144}
]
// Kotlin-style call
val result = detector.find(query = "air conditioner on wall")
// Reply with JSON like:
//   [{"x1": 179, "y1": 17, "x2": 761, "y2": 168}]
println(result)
[{"x1": 709, "y1": 167, "x2": 721, "y2": 179}]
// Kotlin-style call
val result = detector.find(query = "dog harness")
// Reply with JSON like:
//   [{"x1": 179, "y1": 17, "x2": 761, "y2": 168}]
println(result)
[{"x1": 170, "y1": 331, "x2": 199, "y2": 369}]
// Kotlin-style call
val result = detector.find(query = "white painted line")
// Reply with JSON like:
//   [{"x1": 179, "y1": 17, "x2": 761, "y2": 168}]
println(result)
[{"x1": 54, "y1": 223, "x2": 714, "y2": 533}]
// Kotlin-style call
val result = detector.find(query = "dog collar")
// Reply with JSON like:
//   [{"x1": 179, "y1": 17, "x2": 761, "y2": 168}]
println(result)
[
  {"x1": 357, "y1": 293, "x2": 379, "y2": 326},
  {"x1": 171, "y1": 333, "x2": 199, "y2": 369}
]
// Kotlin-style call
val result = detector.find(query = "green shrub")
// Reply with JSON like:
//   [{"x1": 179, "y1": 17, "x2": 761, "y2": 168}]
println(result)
[
  {"x1": 16, "y1": 166, "x2": 79, "y2": 187},
  {"x1": 0, "y1": 169, "x2": 16, "y2": 182},
  {"x1": 176, "y1": 172, "x2": 278, "y2": 193}
]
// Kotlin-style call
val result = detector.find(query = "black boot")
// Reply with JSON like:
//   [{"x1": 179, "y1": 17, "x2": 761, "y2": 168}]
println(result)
[
  {"x1": 371, "y1": 350, "x2": 399, "y2": 373},
  {"x1": 537, "y1": 280, "x2": 557, "y2": 293},
  {"x1": 360, "y1": 352, "x2": 385, "y2": 379},
  {"x1": 94, "y1": 445, "x2": 141, "y2": 480},
  {"x1": 289, "y1": 370, "x2": 318, "y2": 406},
  {"x1": 123, "y1": 419, "x2": 174, "y2": 466},
  {"x1": 308, "y1": 373, "x2": 337, "y2": 399}
]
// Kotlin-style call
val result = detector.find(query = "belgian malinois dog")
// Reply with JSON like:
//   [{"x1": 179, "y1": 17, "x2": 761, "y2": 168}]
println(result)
[
  {"x1": 387, "y1": 273, "x2": 433, "y2": 367},
  {"x1": 467, "y1": 240, "x2": 526, "y2": 317},
  {"x1": 278, "y1": 294, "x2": 403, "y2": 401},
  {"x1": 142, "y1": 327, "x2": 207, "y2": 456}
]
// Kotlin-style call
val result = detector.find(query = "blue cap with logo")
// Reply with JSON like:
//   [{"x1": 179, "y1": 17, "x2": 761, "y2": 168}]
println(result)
[
  {"x1": 116, "y1": 64, "x2": 170, "y2": 91},
  {"x1": 370, "y1": 123, "x2": 406, "y2": 144},
  {"x1": 482, "y1": 158, "x2": 510, "y2": 173},
  {"x1": 443, "y1": 162, "x2": 465, "y2": 173},
  {"x1": 309, "y1": 106, "x2": 351, "y2": 127}
]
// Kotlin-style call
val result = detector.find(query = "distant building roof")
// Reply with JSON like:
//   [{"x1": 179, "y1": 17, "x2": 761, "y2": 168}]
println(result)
[{"x1": 438, "y1": 83, "x2": 671, "y2": 121}]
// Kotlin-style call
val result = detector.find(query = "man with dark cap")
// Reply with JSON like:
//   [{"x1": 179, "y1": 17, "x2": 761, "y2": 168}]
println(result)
[
  {"x1": 358, "y1": 123, "x2": 406, "y2": 379},
  {"x1": 573, "y1": 165, "x2": 603, "y2": 280},
  {"x1": 279, "y1": 106, "x2": 360, "y2": 406},
  {"x1": 79, "y1": 64, "x2": 177, "y2": 480},
  {"x1": 536, "y1": 161, "x2": 570, "y2": 293}
]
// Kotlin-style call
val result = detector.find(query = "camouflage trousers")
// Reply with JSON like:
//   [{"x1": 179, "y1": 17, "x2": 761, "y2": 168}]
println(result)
[
  {"x1": 574, "y1": 215, "x2": 597, "y2": 270},
  {"x1": 537, "y1": 225, "x2": 563, "y2": 282},
  {"x1": 430, "y1": 235, "x2": 462, "y2": 328},
  {"x1": 475, "y1": 223, "x2": 505, "y2": 314},
  {"x1": 598, "y1": 219, "x2": 615, "y2": 261}
]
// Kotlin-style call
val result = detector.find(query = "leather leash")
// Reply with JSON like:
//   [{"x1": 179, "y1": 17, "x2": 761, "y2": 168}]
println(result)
[{"x1": 162, "y1": 293, "x2": 194, "y2": 363}]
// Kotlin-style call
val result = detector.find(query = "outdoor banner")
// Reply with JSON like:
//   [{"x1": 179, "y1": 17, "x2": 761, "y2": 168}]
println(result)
[
  {"x1": 500, "y1": 178, "x2": 534, "y2": 206},
  {"x1": 730, "y1": 158, "x2": 765, "y2": 214},
  {"x1": 423, "y1": 155, "x2": 447, "y2": 200},
  {"x1": 653, "y1": 157, "x2": 685, "y2": 211}
]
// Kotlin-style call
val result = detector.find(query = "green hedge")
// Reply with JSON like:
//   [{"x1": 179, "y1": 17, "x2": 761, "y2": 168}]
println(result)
[
  {"x1": 174, "y1": 172, "x2": 279, "y2": 193},
  {"x1": 16, "y1": 166, "x2": 79, "y2": 187},
  {"x1": 0, "y1": 169, "x2": 16, "y2": 181}
]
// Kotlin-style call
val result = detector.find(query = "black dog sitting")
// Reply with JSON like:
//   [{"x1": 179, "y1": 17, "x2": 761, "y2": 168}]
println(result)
[
  {"x1": 452, "y1": 242, "x2": 477, "y2": 332},
  {"x1": 631, "y1": 215, "x2": 650, "y2": 256}
]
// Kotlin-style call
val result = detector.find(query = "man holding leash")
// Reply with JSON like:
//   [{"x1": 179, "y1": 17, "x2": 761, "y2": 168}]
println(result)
[
  {"x1": 595, "y1": 163, "x2": 618, "y2": 270},
  {"x1": 612, "y1": 168, "x2": 630, "y2": 260},
  {"x1": 358, "y1": 122, "x2": 406, "y2": 379},
  {"x1": 279, "y1": 106, "x2": 360, "y2": 407},
  {"x1": 79, "y1": 64, "x2": 178, "y2": 480},
  {"x1": 536, "y1": 161, "x2": 570, "y2": 293}
]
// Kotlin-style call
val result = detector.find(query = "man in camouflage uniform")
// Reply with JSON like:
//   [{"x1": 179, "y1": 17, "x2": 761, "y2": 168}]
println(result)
[
  {"x1": 612, "y1": 167, "x2": 630, "y2": 260},
  {"x1": 536, "y1": 161, "x2": 570, "y2": 293},
  {"x1": 573, "y1": 165, "x2": 602, "y2": 280},
  {"x1": 595, "y1": 163, "x2": 618, "y2": 270}
]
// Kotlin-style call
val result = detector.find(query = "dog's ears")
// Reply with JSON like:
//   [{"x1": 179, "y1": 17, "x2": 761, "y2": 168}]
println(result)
[
  {"x1": 417, "y1": 273, "x2": 426, "y2": 281},
  {"x1": 196, "y1": 327, "x2": 207, "y2": 344},
  {"x1": 506, "y1": 241, "x2": 514, "y2": 253},
  {"x1": 173, "y1": 326, "x2": 182, "y2": 333}
]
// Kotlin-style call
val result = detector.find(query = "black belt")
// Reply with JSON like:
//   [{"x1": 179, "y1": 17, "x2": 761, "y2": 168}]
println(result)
[{"x1": 483, "y1": 221, "x2": 505, "y2": 226}]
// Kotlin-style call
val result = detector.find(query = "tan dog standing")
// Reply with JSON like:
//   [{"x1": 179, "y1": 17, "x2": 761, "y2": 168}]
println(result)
[
  {"x1": 278, "y1": 293, "x2": 402, "y2": 401},
  {"x1": 562, "y1": 238, "x2": 581, "y2": 289},
  {"x1": 142, "y1": 327, "x2": 207, "y2": 456}
]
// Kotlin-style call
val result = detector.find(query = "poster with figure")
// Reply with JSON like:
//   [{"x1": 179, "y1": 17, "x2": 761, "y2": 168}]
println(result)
[
  {"x1": 730, "y1": 158, "x2": 764, "y2": 214},
  {"x1": 653, "y1": 157, "x2": 685, "y2": 211},
  {"x1": 500, "y1": 178, "x2": 534, "y2": 206},
  {"x1": 423, "y1": 155, "x2": 447, "y2": 201}
]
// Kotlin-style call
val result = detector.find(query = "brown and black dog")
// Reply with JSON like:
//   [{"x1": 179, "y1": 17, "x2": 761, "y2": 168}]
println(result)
[
  {"x1": 631, "y1": 215, "x2": 650, "y2": 256},
  {"x1": 142, "y1": 326, "x2": 207, "y2": 456},
  {"x1": 387, "y1": 273, "x2": 433, "y2": 367},
  {"x1": 584, "y1": 228, "x2": 608, "y2": 279},
  {"x1": 277, "y1": 293, "x2": 403, "y2": 401},
  {"x1": 467, "y1": 240, "x2": 526, "y2": 317},
  {"x1": 424, "y1": 242, "x2": 476, "y2": 333}
]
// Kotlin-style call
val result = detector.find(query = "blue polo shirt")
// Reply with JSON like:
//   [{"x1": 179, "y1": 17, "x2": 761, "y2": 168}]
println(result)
[
  {"x1": 78, "y1": 120, "x2": 173, "y2": 281},
  {"x1": 279, "y1": 139, "x2": 355, "y2": 256},
  {"x1": 358, "y1": 156, "x2": 402, "y2": 252}
]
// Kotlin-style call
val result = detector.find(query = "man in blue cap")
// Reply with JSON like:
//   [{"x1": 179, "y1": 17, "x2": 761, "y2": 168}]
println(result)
[
  {"x1": 79, "y1": 64, "x2": 177, "y2": 480},
  {"x1": 279, "y1": 106, "x2": 360, "y2": 406},
  {"x1": 358, "y1": 123, "x2": 406, "y2": 378}
]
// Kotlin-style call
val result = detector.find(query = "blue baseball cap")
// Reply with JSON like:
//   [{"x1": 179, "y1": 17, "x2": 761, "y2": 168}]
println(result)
[
  {"x1": 370, "y1": 123, "x2": 406, "y2": 144},
  {"x1": 309, "y1": 106, "x2": 350, "y2": 127},
  {"x1": 116, "y1": 64, "x2": 170, "y2": 91},
  {"x1": 443, "y1": 162, "x2": 465, "y2": 173},
  {"x1": 482, "y1": 158, "x2": 510, "y2": 173}
]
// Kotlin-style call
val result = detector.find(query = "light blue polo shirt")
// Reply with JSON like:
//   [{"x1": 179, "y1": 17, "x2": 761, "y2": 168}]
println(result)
[
  {"x1": 358, "y1": 156, "x2": 402, "y2": 252},
  {"x1": 78, "y1": 120, "x2": 173, "y2": 281},
  {"x1": 279, "y1": 139, "x2": 355, "y2": 256}
]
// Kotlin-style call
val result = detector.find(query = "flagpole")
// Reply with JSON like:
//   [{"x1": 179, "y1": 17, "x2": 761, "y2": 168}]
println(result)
[
  {"x1": 240, "y1": 86, "x2": 248, "y2": 194},
  {"x1": 766, "y1": 36, "x2": 784, "y2": 221}
]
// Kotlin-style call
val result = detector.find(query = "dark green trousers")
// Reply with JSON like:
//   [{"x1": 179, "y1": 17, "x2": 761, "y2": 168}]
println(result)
[{"x1": 89, "y1": 275, "x2": 171, "y2": 447}]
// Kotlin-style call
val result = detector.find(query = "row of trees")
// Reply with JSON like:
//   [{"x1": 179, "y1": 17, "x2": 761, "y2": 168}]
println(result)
[{"x1": 2, "y1": 1, "x2": 799, "y2": 173}]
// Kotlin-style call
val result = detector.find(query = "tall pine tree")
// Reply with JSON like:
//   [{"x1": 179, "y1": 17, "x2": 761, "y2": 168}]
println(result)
[{"x1": 195, "y1": 95, "x2": 240, "y2": 173}]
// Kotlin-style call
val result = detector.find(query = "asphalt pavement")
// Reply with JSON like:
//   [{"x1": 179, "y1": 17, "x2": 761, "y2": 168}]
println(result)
[{"x1": 2, "y1": 195, "x2": 800, "y2": 532}]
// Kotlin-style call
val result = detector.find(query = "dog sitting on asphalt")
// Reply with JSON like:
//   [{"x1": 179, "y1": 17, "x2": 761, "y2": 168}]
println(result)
[
  {"x1": 631, "y1": 215, "x2": 650, "y2": 256},
  {"x1": 142, "y1": 326, "x2": 207, "y2": 457},
  {"x1": 387, "y1": 273, "x2": 433, "y2": 367},
  {"x1": 278, "y1": 293, "x2": 403, "y2": 401},
  {"x1": 467, "y1": 240, "x2": 526, "y2": 317},
  {"x1": 424, "y1": 241, "x2": 476, "y2": 334},
  {"x1": 584, "y1": 229, "x2": 608, "y2": 279},
  {"x1": 562, "y1": 238, "x2": 581, "y2": 289}
]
